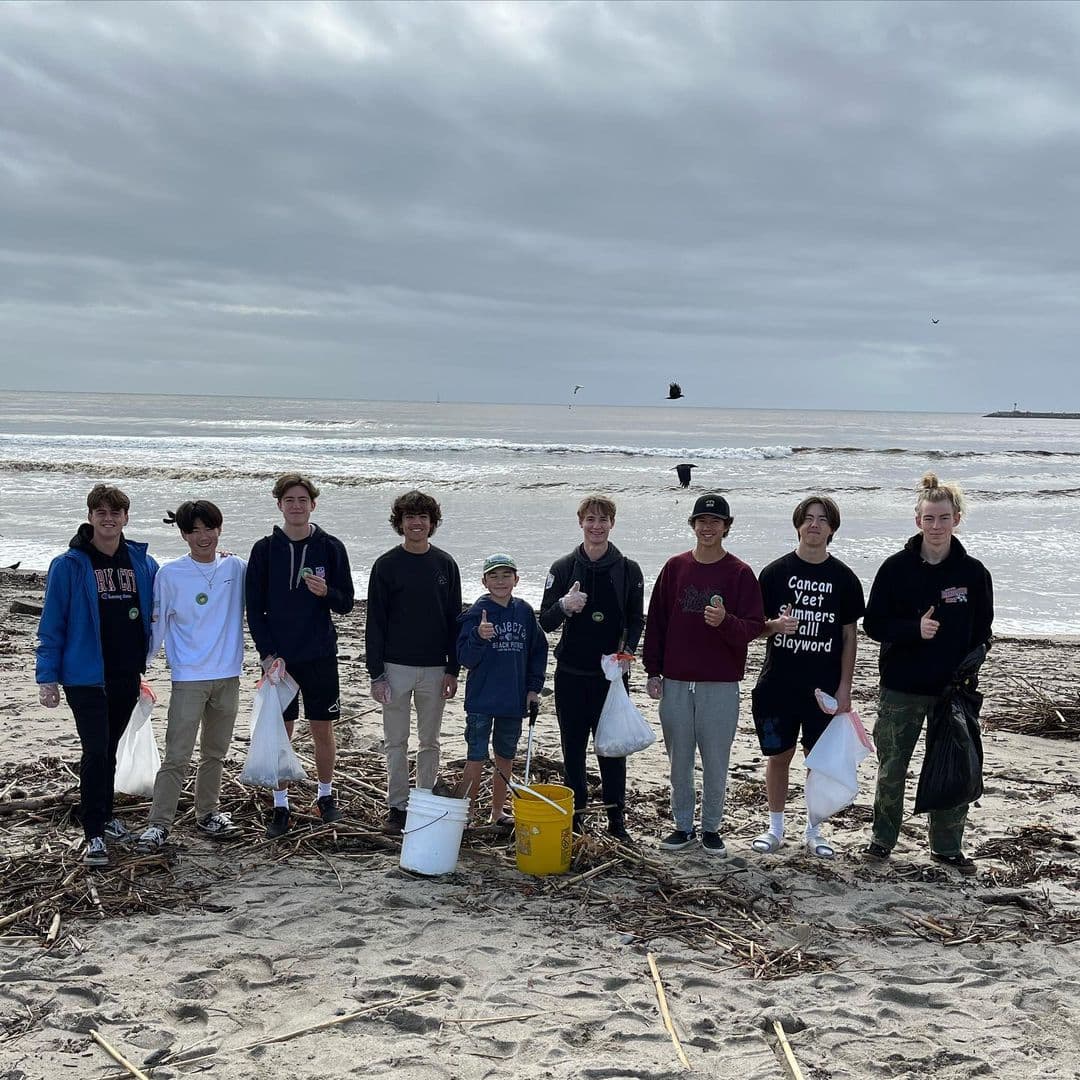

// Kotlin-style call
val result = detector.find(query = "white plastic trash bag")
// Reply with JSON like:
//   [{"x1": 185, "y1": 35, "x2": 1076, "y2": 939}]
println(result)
[
  {"x1": 115, "y1": 683, "x2": 161, "y2": 797},
  {"x1": 239, "y1": 671, "x2": 306, "y2": 789},
  {"x1": 804, "y1": 709, "x2": 874, "y2": 827},
  {"x1": 594, "y1": 653, "x2": 656, "y2": 758}
]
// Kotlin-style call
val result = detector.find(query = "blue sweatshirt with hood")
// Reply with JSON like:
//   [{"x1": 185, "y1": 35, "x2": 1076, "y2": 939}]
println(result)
[
  {"x1": 457, "y1": 595, "x2": 548, "y2": 718},
  {"x1": 36, "y1": 525, "x2": 158, "y2": 687}
]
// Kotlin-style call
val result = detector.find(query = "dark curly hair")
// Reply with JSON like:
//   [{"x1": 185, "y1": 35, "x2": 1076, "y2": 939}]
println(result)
[{"x1": 390, "y1": 490, "x2": 442, "y2": 536}]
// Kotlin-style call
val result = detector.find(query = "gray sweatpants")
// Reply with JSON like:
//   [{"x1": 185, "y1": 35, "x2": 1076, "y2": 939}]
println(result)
[{"x1": 658, "y1": 680, "x2": 740, "y2": 834}]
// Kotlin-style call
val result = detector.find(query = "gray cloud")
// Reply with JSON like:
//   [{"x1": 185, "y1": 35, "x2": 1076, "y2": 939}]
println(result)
[{"x1": 2, "y1": 0, "x2": 1078, "y2": 407}]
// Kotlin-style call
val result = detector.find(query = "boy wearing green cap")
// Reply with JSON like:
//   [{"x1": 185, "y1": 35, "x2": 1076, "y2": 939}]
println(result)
[{"x1": 456, "y1": 555, "x2": 548, "y2": 825}]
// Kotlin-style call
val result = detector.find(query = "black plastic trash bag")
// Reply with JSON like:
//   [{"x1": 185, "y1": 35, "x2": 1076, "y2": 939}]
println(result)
[{"x1": 914, "y1": 645, "x2": 987, "y2": 815}]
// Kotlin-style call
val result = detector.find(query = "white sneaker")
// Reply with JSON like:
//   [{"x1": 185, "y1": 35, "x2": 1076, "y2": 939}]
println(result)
[
  {"x1": 197, "y1": 811, "x2": 238, "y2": 837},
  {"x1": 103, "y1": 817, "x2": 131, "y2": 843},
  {"x1": 136, "y1": 824, "x2": 169, "y2": 853}
]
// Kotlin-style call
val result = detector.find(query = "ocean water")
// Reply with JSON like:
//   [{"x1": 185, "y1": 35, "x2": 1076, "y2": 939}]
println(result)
[{"x1": 1, "y1": 391, "x2": 1078, "y2": 635}]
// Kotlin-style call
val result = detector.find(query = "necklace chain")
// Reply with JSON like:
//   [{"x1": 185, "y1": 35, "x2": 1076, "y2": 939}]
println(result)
[{"x1": 191, "y1": 555, "x2": 222, "y2": 591}]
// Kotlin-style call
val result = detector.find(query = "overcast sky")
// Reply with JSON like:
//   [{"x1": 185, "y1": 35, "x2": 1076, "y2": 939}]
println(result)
[{"x1": 2, "y1": 1, "x2": 1078, "y2": 409}]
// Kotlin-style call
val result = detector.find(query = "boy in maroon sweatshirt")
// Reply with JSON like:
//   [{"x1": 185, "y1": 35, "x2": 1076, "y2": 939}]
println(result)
[{"x1": 643, "y1": 494, "x2": 764, "y2": 856}]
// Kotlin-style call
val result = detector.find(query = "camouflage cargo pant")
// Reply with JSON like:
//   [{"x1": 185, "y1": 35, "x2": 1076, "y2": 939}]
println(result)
[{"x1": 871, "y1": 688, "x2": 968, "y2": 856}]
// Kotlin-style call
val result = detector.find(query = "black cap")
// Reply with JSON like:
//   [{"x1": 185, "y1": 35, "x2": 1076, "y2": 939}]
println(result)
[{"x1": 689, "y1": 493, "x2": 731, "y2": 521}]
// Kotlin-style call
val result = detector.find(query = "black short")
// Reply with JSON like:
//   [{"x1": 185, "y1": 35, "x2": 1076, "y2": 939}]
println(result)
[
  {"x1": 282, "y1": 655, "x2": 341, "y2": 723},
  {"x1": 752, "y1": 709, "x2": 831, "y2": 756}
]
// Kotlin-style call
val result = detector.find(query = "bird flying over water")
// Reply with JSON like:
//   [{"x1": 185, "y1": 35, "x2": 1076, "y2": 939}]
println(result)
[
  {"x1": 930, "y1": 316, "x2": 939, "y2": 324},
  {"x1": 667, "y1": 382, "x2": 684, "y2": 400},
  {"x1": 674, "y1": 464, "x2": 697, "y2": 488}
]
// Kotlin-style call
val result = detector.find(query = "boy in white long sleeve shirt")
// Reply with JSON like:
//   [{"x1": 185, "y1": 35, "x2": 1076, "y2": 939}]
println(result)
[{"x1": 137, "y1": 501, "x2": 246, "y2": 851}]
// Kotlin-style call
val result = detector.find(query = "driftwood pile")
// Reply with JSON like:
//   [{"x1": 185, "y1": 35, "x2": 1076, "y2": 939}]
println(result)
[
  {"x1": 2, "y1": 729, "x2": 1078, "y2": 981},
  {"x1": 986, "y1": 669, "x2": 1080, "y2": 739}
]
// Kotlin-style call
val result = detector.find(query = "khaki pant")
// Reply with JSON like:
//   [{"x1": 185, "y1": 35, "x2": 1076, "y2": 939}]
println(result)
[
  {"x1": 382, "y1": 664, "x2": 447, "y2": 810},
  {"x1": 149, "y1": 677, "x2": 240, "y2": 827}
]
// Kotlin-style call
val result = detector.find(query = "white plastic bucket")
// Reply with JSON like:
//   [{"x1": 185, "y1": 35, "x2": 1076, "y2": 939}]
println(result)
[{"x1": 399, "y1": 788, "x2": 471, "y2": 876}]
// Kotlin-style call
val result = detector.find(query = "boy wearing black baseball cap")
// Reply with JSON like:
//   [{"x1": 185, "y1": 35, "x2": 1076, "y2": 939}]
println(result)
[{"x1": 643, "y1": 494, "x2": 765, "y2": 856}]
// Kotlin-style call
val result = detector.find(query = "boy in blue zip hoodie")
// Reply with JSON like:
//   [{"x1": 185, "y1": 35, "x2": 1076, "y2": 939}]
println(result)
[
  {"x1": 456, "y1": 555, "x2": 548, "y2": 825},
  {"x1": 35, "y1": 485, "x2": 158, "y2": 867}
]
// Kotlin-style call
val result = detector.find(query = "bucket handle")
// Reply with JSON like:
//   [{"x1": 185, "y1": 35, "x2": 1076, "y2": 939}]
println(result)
[{"x1": 401, "y1": 810, "x2": 451, "y2": 836}]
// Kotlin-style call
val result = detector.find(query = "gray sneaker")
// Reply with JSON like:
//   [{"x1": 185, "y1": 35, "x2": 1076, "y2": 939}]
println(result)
[
  {"x1": 103, "y1": 818, "x2": 131, "y2": 843},
  {"x1": 135, "y1": 825, "x2": 169, "y2": 853},
  {"x1": 83, "y1": 837, "x2": 109, "y2": 866}
]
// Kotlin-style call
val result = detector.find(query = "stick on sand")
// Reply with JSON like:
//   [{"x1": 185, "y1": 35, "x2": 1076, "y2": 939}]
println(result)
[
  {"x1": 91, "y1": 1030, "x2": 152, "y2": 1080},
  {"x1": 647, "y1": 951, "x2": 692, "y2": 1071},
  {"x1": 772, "y1": 1019, "x2": 806, "y2": 1080}
]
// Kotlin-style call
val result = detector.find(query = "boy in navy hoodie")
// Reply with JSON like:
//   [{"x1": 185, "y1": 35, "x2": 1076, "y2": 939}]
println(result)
[
  {"x1": 456, "y1": 555, "x2": 548, "y2": 825},
  {"x1": 247, "y1": 473, "x2": 354, "y2": 837}
]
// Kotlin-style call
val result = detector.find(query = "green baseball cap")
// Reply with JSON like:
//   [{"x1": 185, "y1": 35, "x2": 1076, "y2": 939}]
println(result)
[{"x1": 482, "y1": 553, "x2": 517, "y2": 574}]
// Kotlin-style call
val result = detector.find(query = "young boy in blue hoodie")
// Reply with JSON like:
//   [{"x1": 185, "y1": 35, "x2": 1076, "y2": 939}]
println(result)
[{"x1": 456, "y1": 555, "x2": 548, "y2": 825}]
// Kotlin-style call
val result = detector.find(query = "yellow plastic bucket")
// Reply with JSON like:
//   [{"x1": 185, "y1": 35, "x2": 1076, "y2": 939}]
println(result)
[{"x1": 512, "y1": 783, "x2": 575, "y2": 876}]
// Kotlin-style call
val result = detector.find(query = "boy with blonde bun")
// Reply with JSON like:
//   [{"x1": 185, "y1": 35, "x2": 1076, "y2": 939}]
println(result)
[{"x1": 863, "y1": 473, "x2": 993, "y2": 875}]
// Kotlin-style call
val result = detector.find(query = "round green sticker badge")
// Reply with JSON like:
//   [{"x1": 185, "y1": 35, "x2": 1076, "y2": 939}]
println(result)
[
  {"x1": 128, "y1": 606, "x2": 140, "y2": 620},
  {"x1": 196, "y1": 592, "x2": 209, "y2": 606},
  {"x1": 591, "y1": 611, "x2": 605, "y2": 623}
]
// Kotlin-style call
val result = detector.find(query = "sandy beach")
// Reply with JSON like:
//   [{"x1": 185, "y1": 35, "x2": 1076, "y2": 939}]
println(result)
[{"x1": 1, "y1": 566, "x2": 1078, "y2": 1080}]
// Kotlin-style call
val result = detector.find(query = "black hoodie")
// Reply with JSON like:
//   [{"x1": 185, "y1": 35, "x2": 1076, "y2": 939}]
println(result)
[
  {"x1": 539, "y1": 542, "x2": 644, "y2": 677},
  {"x1": 246, "y1": 524, "x2": 354, "y2": 664},
  {"x1": 863, "y1": 534, "x2": 993, "y2": 696}
]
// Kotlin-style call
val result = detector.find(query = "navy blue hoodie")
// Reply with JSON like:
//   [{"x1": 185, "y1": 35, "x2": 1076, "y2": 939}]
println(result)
[
  {"x1": 457, "y1": 595, "x2": 548, "y2": 718},
  {"x1": 246, "y1": 524, "x2": 354, "y2": 664}
]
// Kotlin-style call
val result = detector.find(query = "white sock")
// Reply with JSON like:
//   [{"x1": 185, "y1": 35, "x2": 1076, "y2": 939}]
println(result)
[
  {"x1": 806, "y1": 820, "x2": 821, "y2": 838},
  {"x1": 770, "y1": 811, "x2": 785, "y2": 840},
  {"x1": 317, "y1": 781, "x2": 333, "y2": 799},
  {"x1": 272, "y1": 789, "x2": 289, "y2": 809}
]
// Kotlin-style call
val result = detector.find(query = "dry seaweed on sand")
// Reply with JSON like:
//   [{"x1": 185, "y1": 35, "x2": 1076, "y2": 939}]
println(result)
[
  {"x1": 974, "y1": 826, "x2": 1079, "y2": 888},
  {"x1": 984, "y1": 668, "x2": 1080, "y2": 739}
]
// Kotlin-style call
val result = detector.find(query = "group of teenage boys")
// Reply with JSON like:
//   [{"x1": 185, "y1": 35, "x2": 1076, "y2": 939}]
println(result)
[{"x1": 35, "y1": 470, "x2": 992, "y2": 877}]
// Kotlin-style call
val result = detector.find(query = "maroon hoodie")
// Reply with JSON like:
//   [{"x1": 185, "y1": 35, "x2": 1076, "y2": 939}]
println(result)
[{"x1": 643, "y1": 550, "x2": 765, "y2": 682}]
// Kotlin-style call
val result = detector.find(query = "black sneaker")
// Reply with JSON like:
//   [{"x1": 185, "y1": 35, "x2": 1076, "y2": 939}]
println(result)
[
  {"x1": 317, "y1": 794, "x2": 343, "y2": 824},
  {"x1": 103, "y1": 817, "x2": 131, "y2": 843},
  {"x1": 383, "y1": 807, "x2": 407, "y2": 835},
  {"x1": 931, "y1": 851, "x2": 977, "y2": 877},
  {"x1": 863, "y1": 841, "x2": 891, "y2": 861},
  {"x1": 701, "y1": 831, "x2": 727, "y2": 856},
  {"x1": 83, "y1": 837, "x2": 109, "y2": 866},
  {"x1": 659, "y1": 828, "x2": 697, "y2": 851},
  {"x1": 607, "y1": 813, "x2": 633, "y2": 844},
  {"x1": 266, "y1": 807, "x2": 291, "y2": 839}
]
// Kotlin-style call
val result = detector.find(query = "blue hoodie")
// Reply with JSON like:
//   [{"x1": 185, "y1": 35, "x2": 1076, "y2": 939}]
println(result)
[
  {"x1": 36, "y1": 525, "x2": 158, "y2": 687},
  {"x1": 457, "y1": 595, "x2": 548, "y2": 718}
]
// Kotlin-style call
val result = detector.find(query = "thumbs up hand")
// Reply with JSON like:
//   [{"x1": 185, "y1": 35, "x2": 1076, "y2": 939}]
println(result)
[
  {"x1": 775, "y1": 604, "x2": 798, "y2": 635},
  {"x1": 920, "y1": 606, "x2": 940, "y2": 640},
  {"x1": 478, "y1": 607, "x2": 495, "y2": 640},
  {"x1": 560, "y1": 580, "x2": 588, "y2": 615}
]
